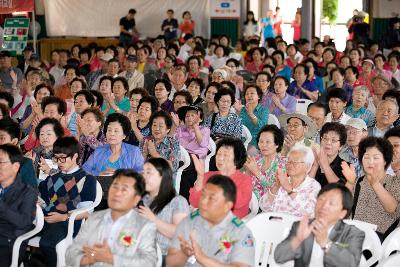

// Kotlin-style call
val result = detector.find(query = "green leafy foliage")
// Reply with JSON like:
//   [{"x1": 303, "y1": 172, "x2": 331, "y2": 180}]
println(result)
[{"x1": 323, "y1": 0, "x2": 338, "y2": 24}]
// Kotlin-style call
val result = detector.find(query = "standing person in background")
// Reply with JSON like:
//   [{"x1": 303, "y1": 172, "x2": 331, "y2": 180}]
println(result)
[
  {"x1": 119, "y1": 9, "x2": 139, "y2": 47},
  {"x1": 179, "y1": 11, "x2": 195, "y2": 44},
  {"x1": 243, "y1": 11, "x2": 259, "y2": 40},
  {"x1": 260, "y1": 10, "x2": 275, "y2": 46},
  {"x1": 292, "y1": 11, "x2": 302, "y2": 42},
  {"x1": 162, "y1": 9, "x2": 178, "y2": 41},
  {"x1": 273, "y1": 7, "x2": 282, "y2": 36}
]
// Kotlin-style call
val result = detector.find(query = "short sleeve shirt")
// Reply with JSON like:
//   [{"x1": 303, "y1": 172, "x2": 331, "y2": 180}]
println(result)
[
  {"x1": 119, "y1": 17, "x2": 135, "y2": 36},
  {"x1": 315, "y1": 155, "x2": 348, "y2": 187},
  {"x1": 170, "y1": 210, "x2": 255, "y2": 267}
]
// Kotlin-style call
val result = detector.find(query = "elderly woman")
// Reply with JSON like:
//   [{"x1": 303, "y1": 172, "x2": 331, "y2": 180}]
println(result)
[
  {"x1": 154, "y1": 79, "x2": 174, "y2": 114},
  {"x1": 245, "y1": 125, "x2": 287, "y2": 201},
  {"x1": 189, "y1": 138, "x2": 252, "y2": 218},
  {"x1": 83, "y1": 113, "x2": 144, "y2": 176},
  {"x1": 98, "y1": 75, "x2": 113, "y2": 111},
  {"x1": 29, "y1": 118, "x2": 64, "y2": 180},
  {"x1": 260, "y1": 144, "x2": 321, "y2": 217},
  {"x1": 310, "y1": 122, "x2": 349, "y2": 187},
  {"x1": 234, "y1": 84, "x2": 269, "y2": 151},
  {"x1": 139, "y1": 158, "x2": 189, "y2": 266},
  {"x1": 279, "y1": 112, "x2": 319, "y2": 156},
  {"x1": 204, "y1": 88, "x2": 243, "y2": 140},
  {"x1": 346, "y1": 85, "x2": 375, "y2": 127},
  {"x1": 325, "y1": 88, "x2": 351, "y2": 125},
  {"x1": 139, "y1": 110, "x2": 180, "y2": 174},
  {"x1": 103, "y1": 77, "x2": 131, "y2": 115},
  {"x1": 322, "y1": 68, "x2": 353, "y2": 104},
  {"x1": 264, "y1": 76, "x2": 297, "y2": 117},
  {"x1": 175, "y1": 105, "x2": 210, "y2": 199},
  {"x1": 21, "y1": 83, "x2": 54, "y2": 135},
  {"x1": 128, "y1": 87, "x2": 149, "y2": 116},
  {"x1": 200, "y1": 82, "x2": 220, "y2": 119},
  {"x1": 345, "y1": 137, "x2": 400, "y2": 240},
  {"x1": 67, "y1": 90, "x2": 95, "y2": 137},
  {"x1": 256, "y1": 72, "x2": 272, "y2": 105},
  {"x1": 246, "y1": 47, "x2": 266, "y2": 74},
  {"x1": 187, "y1": 78, "x2": 204, "y2": 106},
  {"x1": 77, "y1": 107, "x2": 106, "y2": 166}
]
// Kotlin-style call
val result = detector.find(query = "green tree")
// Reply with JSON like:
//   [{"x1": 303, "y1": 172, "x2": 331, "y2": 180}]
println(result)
[{"x1": 323, "y1": 0, "x2": 338, "y2": 24}]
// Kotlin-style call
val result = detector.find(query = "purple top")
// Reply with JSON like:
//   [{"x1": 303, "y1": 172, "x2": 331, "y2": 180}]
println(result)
[
  {"x1": 262, "y1": 92, "x2": 297, "y2": 116},
  {"x1": 160, "y1": 99, "x2": 174, "y2": 114},
  {"x1": 174, "y1": 125, "x2": 210, "y2": 159}
]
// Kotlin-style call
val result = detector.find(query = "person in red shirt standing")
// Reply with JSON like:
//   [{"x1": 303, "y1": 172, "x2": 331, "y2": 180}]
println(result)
[
  {"x1": 179, "y1": 11, "x2": 195, "y2": 44},
  {"x1": 273, "y1": 7, "x2": 283, "y2": 36}
]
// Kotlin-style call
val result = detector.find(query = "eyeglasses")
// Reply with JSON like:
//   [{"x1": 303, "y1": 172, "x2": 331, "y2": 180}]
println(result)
[
  {"x1": 0, "y1": 160, "x2": 10, "y2": 165},
  {"x1": 346, "y1": 128, "x2": 362, "y2": 135},
  {"x1": 52, "y1": 156, "x2": 69, "y2": 163},
  {"x1": 321, "y1": 137, "x2": 340, "y2": 144},
  {"x1": 286, "y1": 161, "x2": 305, "y2": 166}
]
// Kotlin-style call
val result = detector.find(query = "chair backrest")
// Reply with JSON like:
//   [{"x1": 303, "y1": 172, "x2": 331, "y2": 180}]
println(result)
[
  {"x1": 243, "y1": 192, "x2": 259, "y2": 222},
  {"x1": 57, "y1": 181, "x2": 104, "y2": 267},
  {"x1": 296, "y1": 99, "x2": 313, "y2": 114},
  {"x1": 205, "y1": 138, "x2": 216, "y2": 173},
  {"x1": 344, "y1": 219, "x2": 382, "y2": 267},
  {"x1": 377, "y1": 253, "x2": 400, "y2": 267},
  {"x1": 11, "y1": 204, "x2": 44, "y2": 267},
  {"x1": 242, "y1": 125, "x2": 252, "y2": 150},
  {"x1": 175, "y1": 145, "x2": 191, "y2": 194},
  {"x1": 381, "y1": 227, "x2": 400, "y2": 260},
  {"x1": 268, "y1": 114, "x2": 281, "y2": 128},
  {"x1": 246, "y1": 212, "x2": 298, "y2": 267}
]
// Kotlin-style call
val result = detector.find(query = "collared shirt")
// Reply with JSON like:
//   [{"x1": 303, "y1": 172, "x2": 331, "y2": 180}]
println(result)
[
  {"x1": 101, "y1": 210, "x2": 134, "y2": 249},
  {"x1": 325, "y1": 112, "x2": 351, "y2": 125},
  {"x1": 204, "y1": 112, "x2": 243, "y2": 140},
  {"x1": 139, "y1": 135, "x2": 180, "y2": 173},
  {"x1": 368, "y1": 124, "x2": 393, "y2": 138},
  {"x1": 287, "y1": 80, "x2": 318, "y2": 100},
  {"x1": 169, "y1": 84, "x2": 187, "y2": 100},
  {"x1": 346, "y1": 105, "x2": 376, "y2": 127},
  {"x1": 170, "y1": 210, "x2": 255, "y2": 267},
  {"x1": 262, "y1": 92, "x2": 296, "y2": 117},
  {"x1": 174, "y1": 125, "x2": 210, "y2": 159},
  {"x1": 340, "y1": 145, "x2": 364, "y2": 179},
  {"x1": 309, "y1": 226, "x2": 334, "y2": 267},
  {"x1": 68, "y1": 112, "x2": 78, "y2": 136},
  {"x1": 79, "y1": 131, "x2": 107, "y2": 166},
  {"x1": 260, "y1": 176, "x2": 321, "y2": 218},
  {"x1": 240, "y1": 104, "x2": 269, "y2": 146},
  {"x1": 108, "y1": 97, "x2": 130, "y2": 115}
]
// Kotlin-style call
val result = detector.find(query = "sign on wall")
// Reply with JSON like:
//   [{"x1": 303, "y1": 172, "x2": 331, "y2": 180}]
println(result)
[
  {"x1": 210, "y1": 0, "x2": 240, "y2": 18},
  {"x1": 2, "y1": 17, "x2": 30, "y2": 55}
]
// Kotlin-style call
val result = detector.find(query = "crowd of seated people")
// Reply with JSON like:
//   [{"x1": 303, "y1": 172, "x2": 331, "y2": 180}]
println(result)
[{"x1": 0, "y1": 10, "x2": 399, "y2": 267}]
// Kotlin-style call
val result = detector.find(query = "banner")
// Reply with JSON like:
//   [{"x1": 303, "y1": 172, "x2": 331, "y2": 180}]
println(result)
[
  {"x1": 0, "y1": 0, "x2": 34, "y2": 14},
  {"x1": 210, "y1": 0, "x2": 240, "y2": 19},
  {"x1": 43, "y1": 0, "x2": 210, "y2": 38},
  {"x1": 2, "y1": 17, "x2": 29, "y2": 55}
]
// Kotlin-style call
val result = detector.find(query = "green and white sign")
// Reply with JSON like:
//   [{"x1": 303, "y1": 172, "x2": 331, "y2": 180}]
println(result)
[{"x1": 2, "y1": 17, "x2": 30, "y2": 56}]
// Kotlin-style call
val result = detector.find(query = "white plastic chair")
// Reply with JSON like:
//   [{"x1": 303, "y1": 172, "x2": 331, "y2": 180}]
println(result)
[
  {"x1": 381, "y1": 227, "x2": 400, "y2": 261},
  {"x1": 268, "y1": 114, "x2": 281, "y2": 128},
  {"x1": 175, "y1": 145, "x2": 191, "y2": 194},
  {"x1": 204, "y1": 138, "x2": 216, "y2": 173},
  {"x1": 27, "y1": 181, "x2": 103, "y2": 267},
  {"x1": 344, "y1": 219, "x2": 382, "y2": 267},
  {"x1": 242, "y1": 125, "x2": 252, "y2": 150},
  {"x1": 246, "y1": 212, "x2": 298, "y2": 267},
  {"x1": 11, "y1": 205, "x2": 44, "y2": 267},
  {"x1": 296, "y1": 99, "x2": 313, "y2": 114},
  {"x1": 242, "y1": 192, "x2": 259, "y2": 222},
  {"x1": 377, "y1": 253, "x2": 400, "y2": 267}
]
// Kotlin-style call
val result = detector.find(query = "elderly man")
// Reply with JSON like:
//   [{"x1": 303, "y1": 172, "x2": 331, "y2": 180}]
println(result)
[
  {"x1": 0, "y1": 144, "x2": 37, "y2": 267},
  {"x1": 167, "y1": 175, "x2": 255, "y2": 267},
  {"x1": 169, "y1": 64, "x2": 188, "y2": 100},
  {"x1": 274, "y1": 183, "x2": 365, "y2": 267},
  {"x1": 87, "y1": 53, "x2": 113, "y2": 90},
  {"x1": 384, "y1": 127, "x2": 400, "y2": 176},
  {"x1": 368, "y1": 99, "x2": 399, "y2": 137},
  {"x1": 0, "y1": 51, "x2": 23, "y2": 91},
  {"x1": 90, "y1": 57, "x2": 120, "y2": 91},
  {"x1": 119, "y1": 55, "x2": 144, "y2": 91},
  {"x1": 340, "y1": 118, "x2": 368, "y2": 179},
  {"x1": 66, "y1": 169, "x2": 157, "y2": 267},
  {"x1": 307, "y1": 102, "x2": 328, "y2": 144},
  {"x1": 279, "y1": 112, "x2": 319, "y2": 156}
]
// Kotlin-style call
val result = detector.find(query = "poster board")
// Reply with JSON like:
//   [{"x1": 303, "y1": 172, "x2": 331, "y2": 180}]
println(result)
[
  {"x1": 2, "y1": 17, "x2": 30, "y2": 55},
  {"x1": 210, "y1": 0, "x2": 240, "y2": 19}
]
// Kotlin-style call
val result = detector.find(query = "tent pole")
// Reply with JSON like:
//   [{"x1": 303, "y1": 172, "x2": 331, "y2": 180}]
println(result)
[{"x1": 32, "y1": 9, "x2": 36, "y2": 53}]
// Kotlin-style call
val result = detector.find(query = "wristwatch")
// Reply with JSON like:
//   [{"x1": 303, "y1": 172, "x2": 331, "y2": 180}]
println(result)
[{"x1": 322, "y1": 240, "x2": 333, "y2": 252}]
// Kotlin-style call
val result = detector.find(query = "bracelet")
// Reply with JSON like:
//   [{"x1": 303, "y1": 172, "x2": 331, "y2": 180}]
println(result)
[
  {"x1": 322, "y1": 240, "x2": 332, "y2": 252},
  {"x1": 268, "y1": 188, "x2": 278, "y2": 196}
]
